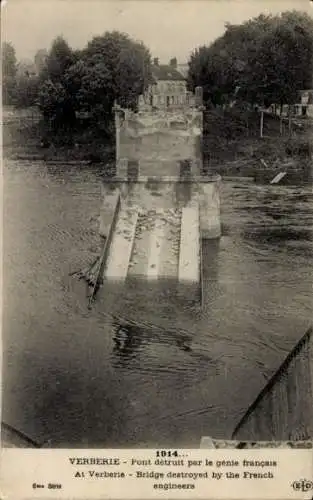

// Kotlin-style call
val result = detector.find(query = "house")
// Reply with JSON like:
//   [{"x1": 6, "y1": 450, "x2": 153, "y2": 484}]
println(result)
[
  {"x1": 271, "y1": 90, "x2": 313, "y2": 118},
  {"x1": 297, "y1": 90, "x2": 313, "y2": 117},
  {"x1": 16, "y1": 59, "x2": 37, "y2": 78},
  {"x1": 139, "y1": 58, "x2": 194, "y2": 109}
]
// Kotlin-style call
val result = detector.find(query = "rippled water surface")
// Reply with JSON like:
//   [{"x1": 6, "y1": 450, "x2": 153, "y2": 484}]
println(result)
[{"x1": 3, "y1": 160, "x2": 313, "y2": 447}]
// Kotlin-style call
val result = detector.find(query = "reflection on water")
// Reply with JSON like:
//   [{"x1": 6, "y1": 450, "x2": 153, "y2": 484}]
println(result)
[
  {"x1": 112, "y1": 318, "x2": 192, "y2": 364},
  {"x1": 3, "y1": 160, "x2": 313, "y2": 447}
]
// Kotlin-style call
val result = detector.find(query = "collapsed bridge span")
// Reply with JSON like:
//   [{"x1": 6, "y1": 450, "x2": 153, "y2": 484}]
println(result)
[{"x1": 91, "y1": 87, "x2": 222, "y2": 304}]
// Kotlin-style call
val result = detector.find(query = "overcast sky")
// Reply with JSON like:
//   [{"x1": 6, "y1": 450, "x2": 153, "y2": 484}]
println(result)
[{"x1": 2, "y1": 0, "x2": 313, "y2": 63}]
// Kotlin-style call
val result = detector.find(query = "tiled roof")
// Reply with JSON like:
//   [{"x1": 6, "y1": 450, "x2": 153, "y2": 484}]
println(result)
[
  {"x1": 151, "y1": 64, "x2": 186, "y2": 82},
  {"x1": 177, "y1": 64, "x2": 189, "y2": 78}
]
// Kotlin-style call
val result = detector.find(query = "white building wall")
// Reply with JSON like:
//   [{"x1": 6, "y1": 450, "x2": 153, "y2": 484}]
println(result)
[{"x1": 139, "y1": 79, "x2": 188, "y2": 109}]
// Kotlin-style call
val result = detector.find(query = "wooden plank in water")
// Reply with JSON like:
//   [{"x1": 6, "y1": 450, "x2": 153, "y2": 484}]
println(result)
[
  {"x1": 99, "y1": 190, "x2": 119, "y2": 238},
  {"x1": 88, "y1": 194, "x2": 121, "y2": 308},
  {"x1": 270, "y1": 171, "x2": 287, "y2": 184}
]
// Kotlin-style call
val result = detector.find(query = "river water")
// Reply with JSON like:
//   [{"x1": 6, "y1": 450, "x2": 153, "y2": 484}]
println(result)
[{"x1": 3, "y1": 160, "x2": 313, "y2": 448}]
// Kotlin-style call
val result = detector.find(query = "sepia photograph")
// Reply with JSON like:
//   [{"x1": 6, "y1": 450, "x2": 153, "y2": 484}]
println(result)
[{"x1": 2, "y1": 0, "x2": 313, "y2": 452}]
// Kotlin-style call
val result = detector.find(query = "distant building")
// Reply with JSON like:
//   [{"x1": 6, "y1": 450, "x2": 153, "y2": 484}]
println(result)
[
  {"x1": 34, "y1": 49, "x2": 48, "y2": 75},
  {"x1": 298, "y1": 90, "x2": 313, "y2": 117},
  {"x1": 139, "y1": 57, "x2": 194, "y2": 109},
  {"x1": 16, "y1": 59, "x2": 37, "y2": 78},
  {"x1": 271, "y1": 90, "x2": 313, "y2": 118}
]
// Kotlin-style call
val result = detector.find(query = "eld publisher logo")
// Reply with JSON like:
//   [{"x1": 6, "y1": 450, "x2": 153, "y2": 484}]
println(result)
[{"x1": 291, "y1": 479, "x2": 313, "y2": 492}]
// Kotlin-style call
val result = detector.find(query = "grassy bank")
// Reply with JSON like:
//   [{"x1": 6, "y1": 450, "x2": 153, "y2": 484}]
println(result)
[
  {"x1": 202, "y1": 108, "x2": 313, "y2": 183},
  {"x1": 3, "y1": 106, "x2": 312, "y2": 183},
  {"x1": 3, "y1": 109, "x2": 116, "y2": 173}
]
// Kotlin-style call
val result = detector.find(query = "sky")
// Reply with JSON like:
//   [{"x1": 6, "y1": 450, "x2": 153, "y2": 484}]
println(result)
[{"x1": 2, "y1": 0, "x2": 313, "y2": 64}]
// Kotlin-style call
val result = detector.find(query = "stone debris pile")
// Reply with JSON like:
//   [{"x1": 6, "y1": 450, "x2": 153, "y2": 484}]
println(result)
[
  {"x1": 128, "y1": 208, "x2": 182, "y2": 278},
  {"x1": 115, "y1": 207, "x2": 139, "y2": 244},
  {"x1": 160, "y1": 208, "x2": 182, "y2": 278}
]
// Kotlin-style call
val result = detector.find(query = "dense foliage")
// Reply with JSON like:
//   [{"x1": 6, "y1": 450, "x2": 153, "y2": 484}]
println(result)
[
  {"x1": 3, "y1": 32, "x2": 152, "y2": 146},
  {"x1": 3, "y1": 42, "x2": 41, "y2": 107},
  {"x1": 187, "y1": 11, "x2": 313, "y2": 109},
  {"x1": 2, "y1": 42, "x2": 17, "y2": 105},
  {"x1": 37, "y1": 32, "x2": 152, "y2": 141},
  {"x1": 3, "y1": 10, "x2": 313, "y2": 158}
]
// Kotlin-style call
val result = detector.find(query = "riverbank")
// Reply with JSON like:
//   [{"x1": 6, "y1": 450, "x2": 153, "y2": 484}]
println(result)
[
  {"x1": 3, "y1": 110, "x2": 116, "y2": 171},
  {"x1": 205, "y1": 154, "x2": 312, "y2": 185},
  {"x1": 3, "y1": 106, "x2": 313, "y2": 184},
  {"x1": 203, "y1": 108, "x2": 313, "y2": 184}
]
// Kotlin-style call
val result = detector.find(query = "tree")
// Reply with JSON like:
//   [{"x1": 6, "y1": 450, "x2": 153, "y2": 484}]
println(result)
[
  {"x1": 187, "y1": 11, "x2": 313, "y2": 109},
  {"x1": 37, "y1": 37, "x2": 77, "y2": 130},
  {"x1": 15, "y1": 74, "x2": 40, "y2": 108},
  {"x1": 2, "y1": 41, "x2": 17, "y2": 78},
  {"x1": 34, "y1": 49, "x2": 48, "y2": 75},
  {"x1": 239, "y1": 11, "x2": 313, "y2": 108},
  {"x1": 81, "y1": 31, "x2": 152, "y2": 111},
  {"x1": 37, "y1": 31, "x2": 152, "y2": 143},
  {"x1": 38, "y1": 78, "x2": 76, "y2": 139},
  {"x1": 187, "y1": 44, "x2": 236, "y2": 106},
  {"x1": 115, "y1": 39, "x2": 152, "y2": 109},
  {"x1": 2, "y1": 42, "x2": 17, "y2": 105},
  {"x1": 44, "y1": 36, "x2": 76, "y2": 83}
]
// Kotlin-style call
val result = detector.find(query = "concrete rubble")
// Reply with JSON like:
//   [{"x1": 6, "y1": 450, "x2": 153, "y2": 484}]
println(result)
[{"x1": 128, "y1": 207, "x2": 182, "y2": 277}]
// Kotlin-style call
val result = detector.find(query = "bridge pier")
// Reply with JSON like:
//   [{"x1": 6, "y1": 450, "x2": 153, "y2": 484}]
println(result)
[
  {"x1": 199, "y1": 179, "x2": 221, "y2": 239},
  {"x1": 178, "y1": 203, "x2": 200, "y2": 285},
  {"x1": 99, "y1": 185, "x2": 120, "y2": 238},
  {"x1": 116, "y1": 157, "x2": 128, "y2": 179},
  {"x1": 97, "y1": 95, "x2": 221, "y2": 303}
]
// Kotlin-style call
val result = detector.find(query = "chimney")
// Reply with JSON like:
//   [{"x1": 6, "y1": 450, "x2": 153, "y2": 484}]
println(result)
[
  {"x1": 153, "y1": 57, "x2": 159, "y2": 66},
  {"x1": 169, "y1": 57, "x2": 177, "y2": 69}
]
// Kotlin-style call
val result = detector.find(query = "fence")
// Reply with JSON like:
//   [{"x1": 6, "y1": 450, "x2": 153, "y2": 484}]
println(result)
[
  {"x1": 232, "y1": 326, "x2": 313, "y2": 441},
  {"x1": 2, "y1": 106, "x2": 41, "y2": 125}
]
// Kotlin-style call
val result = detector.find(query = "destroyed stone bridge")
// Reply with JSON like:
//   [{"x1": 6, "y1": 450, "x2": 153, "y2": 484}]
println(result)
[{"x1": 96, "y1": 91, "x2": 221, "y2": 303}]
